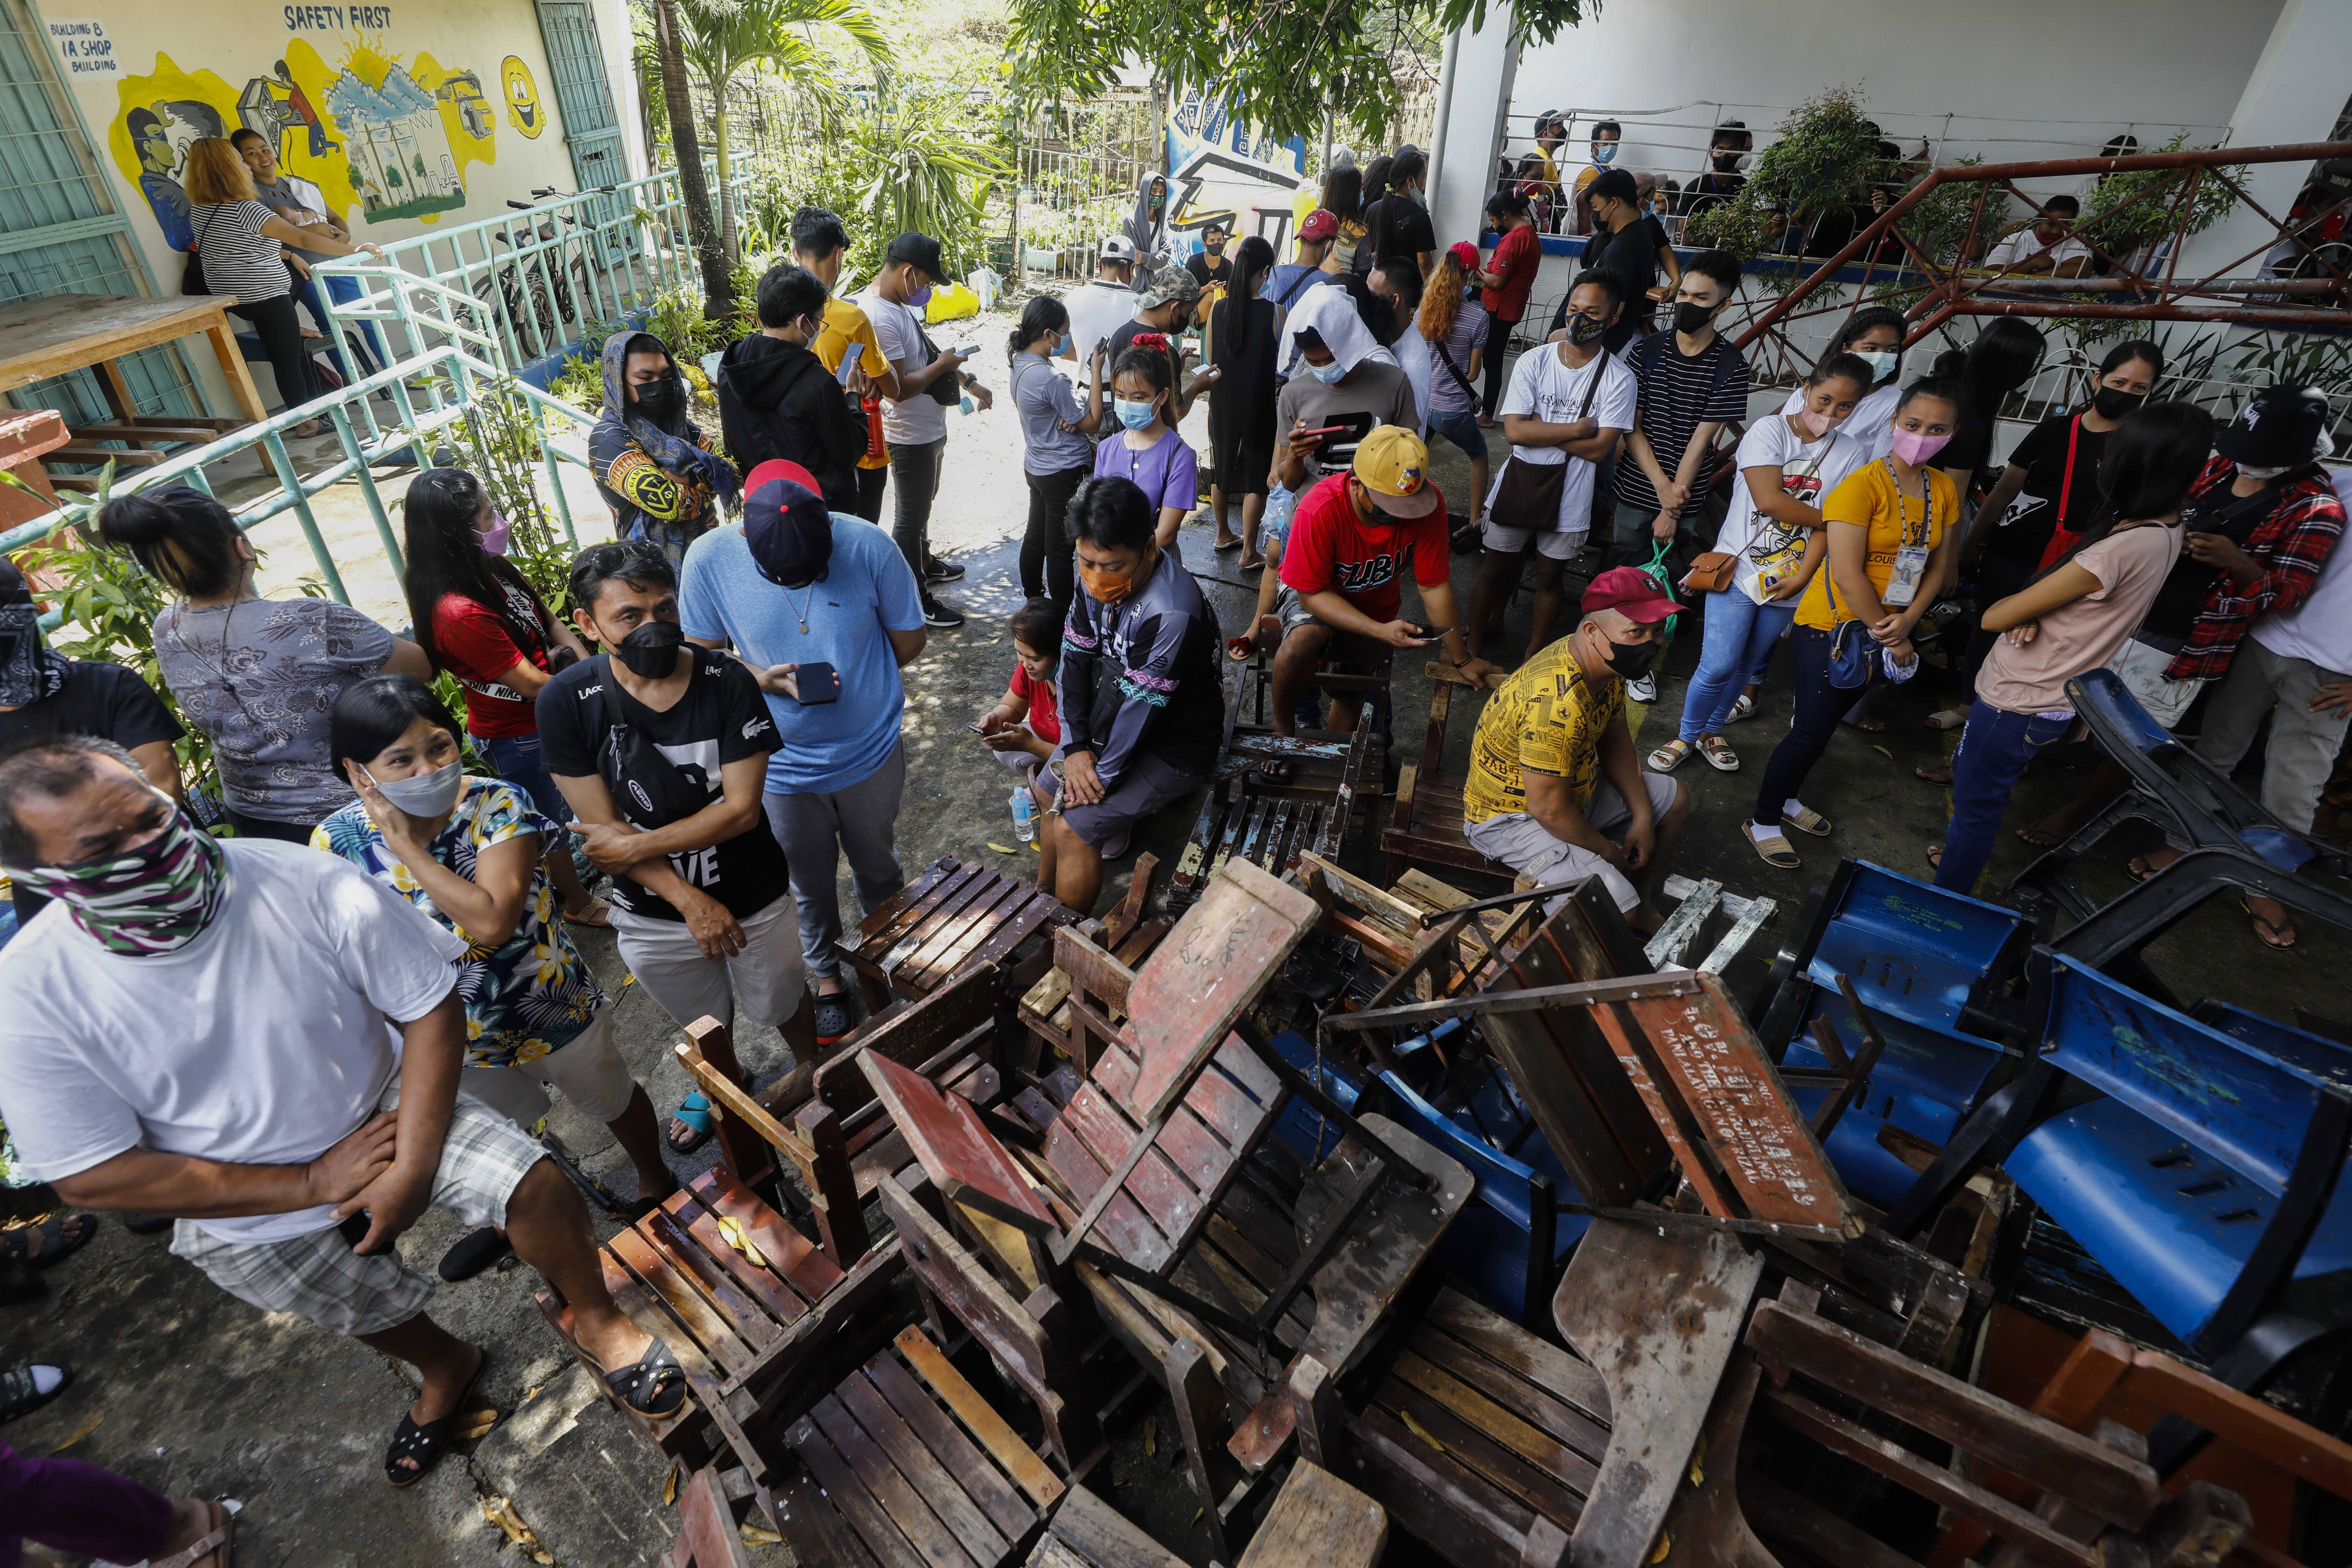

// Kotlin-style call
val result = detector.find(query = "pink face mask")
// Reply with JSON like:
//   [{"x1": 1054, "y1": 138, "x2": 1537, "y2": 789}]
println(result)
[
  {"x1": 479, "y1": 511, "x2": 511, "y2": 556},
  {"x1": 1890, "y1": 427, "x2": 1951, "y2": 467}
]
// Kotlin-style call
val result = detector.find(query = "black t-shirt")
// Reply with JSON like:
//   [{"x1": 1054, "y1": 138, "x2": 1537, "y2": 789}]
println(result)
[
  {"x1": 1106, "y1": 318, "x2": 1185, "y2": 399},
  {"x1": 2140, "y1": 468, "x2": 2289, "y2": 644},
  {"x1": 1589, "y1": 221, "x2": 1659, "y2": 353},
  {"x1": 1939, "y1": 406, "x2": 1999, "y2": 491},
  {"x1": 536, "y1": 648, "x2": 789, "y2": 921},
  {"x1": 0, "y1": 659, "x2": 183, "y2": 753},
  {"x1": 1982, "y1": 414, "x2": 2108, "y2": 568},
  {"x1": 1185, "y1": 252, "x2": 1232, "y2": 288},
  {"x1": 1358, "y1": 195, "x2": 1437, "y2": 273}
]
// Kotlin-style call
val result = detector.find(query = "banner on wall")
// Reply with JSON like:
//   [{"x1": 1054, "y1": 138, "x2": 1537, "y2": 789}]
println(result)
[
  {"x1": 107, "y1": 12, "x2": 526, "y2": 250},
  {"x1": 1164, "y1": 86, "x2": 1310, "y2": 255}
]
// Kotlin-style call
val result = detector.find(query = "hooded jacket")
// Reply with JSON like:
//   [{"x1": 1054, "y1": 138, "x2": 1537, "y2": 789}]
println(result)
[{"x1": 714, "y1": 332, "x2": 866, "y2": 512}]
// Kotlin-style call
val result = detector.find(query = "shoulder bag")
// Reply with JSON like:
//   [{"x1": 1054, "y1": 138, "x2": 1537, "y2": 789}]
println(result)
[
  {"x1": 181, "y1": 206, "x2": 218, "y2": 296},
  {"x1": 1487, "y1": 351, "x2": 1604, "y2": 533}
]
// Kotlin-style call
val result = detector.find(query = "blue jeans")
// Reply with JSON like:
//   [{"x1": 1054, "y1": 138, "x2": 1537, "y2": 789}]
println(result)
[
  {"x1": 1934, "y1": 700, "x2": 2074, "y2": 895},
  {"x1": 1681, "y1": 589, "x2": 1796, "y2": 742},
  {"x1": 483, "y1": 732, "x2": 565, "y2": 821},
  {"x1": 1427, "y1": 406, "x2": 1487, "y2": 461}
]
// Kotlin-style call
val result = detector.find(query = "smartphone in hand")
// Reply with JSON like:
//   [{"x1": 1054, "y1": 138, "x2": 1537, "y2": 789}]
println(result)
[
  {"x1": 835, "y1": 343, "x2": 865, "y2": 385},
  {"x1": 795, "y1": 661, "x2": 839, "y2": 704}
]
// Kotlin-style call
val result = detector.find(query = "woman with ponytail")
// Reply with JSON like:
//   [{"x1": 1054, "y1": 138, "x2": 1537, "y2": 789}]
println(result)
[
  {"x1": 1420, "y1": 241, "x2": 1493, "y2": 528},
  {"x1": 1009, "y1": 294, "x2": 1105, "y2": 603},
  {"x1": 1208, "y1": 235, "x2": 1281, "y2": 564}
]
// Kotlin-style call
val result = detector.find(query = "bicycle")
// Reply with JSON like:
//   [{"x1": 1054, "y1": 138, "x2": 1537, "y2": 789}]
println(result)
[{"x1": 470, "y1": 184, "x2": 619, "y2": 353}]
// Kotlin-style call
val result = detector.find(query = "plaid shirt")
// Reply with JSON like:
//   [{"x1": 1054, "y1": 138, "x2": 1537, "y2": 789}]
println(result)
[{"x1": 2167, "y1": 456, "x2": 2347, "y2": 682}]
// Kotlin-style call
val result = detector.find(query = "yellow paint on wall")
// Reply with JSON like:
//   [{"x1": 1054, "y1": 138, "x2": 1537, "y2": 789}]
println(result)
[{"x1": 501, "y1": 56, "x2": 544, "y2": 139}]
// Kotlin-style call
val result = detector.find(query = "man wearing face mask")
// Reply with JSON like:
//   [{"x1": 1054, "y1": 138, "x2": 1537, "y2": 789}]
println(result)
[
  {"x1": 1685, "y1": 122, "x2": 1750, "y2": 219},
  {"x1": 590, "y1": 330, "x2": 741, "y2": 566},
  {"x1": 539, "y1": 539, "x2": 816, "y2": 1073},
  {"x1": 1570, "y1": 120, "x2": 1624, "y2": 236},
  {"x1": 1185, "y1": 222, "x2": 1233, "y2": 289},
  {"x1": 1108, "y1": 268, "x2": 1218, "y2": 426},
  {"x1": 857, "y1": 231, "x2": 990, "y2": 629},
  {"x1": 1460, "y1": 568, "x2": 1690, "y2": 930},
  {"x1": 1561, "y1": 168, "x2": 1658, "y2": 354},
  {"x1": 0, "y1": 736, "x2": 690, "y2": 1476},
  {"x1": 716, "y1": 263, "x2": 869, "y2": 511}
]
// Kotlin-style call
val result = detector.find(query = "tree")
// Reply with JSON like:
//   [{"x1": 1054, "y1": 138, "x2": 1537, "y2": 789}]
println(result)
[
  {"x1": 677, "y1": 0, "x2": 896, "y2": 260},
  {"x1": 1006, "y1": 0, "x2": 1598, "y2": 149},
  {"x1": 650, "y1": 0, "x2": 737, "y2": 318}
]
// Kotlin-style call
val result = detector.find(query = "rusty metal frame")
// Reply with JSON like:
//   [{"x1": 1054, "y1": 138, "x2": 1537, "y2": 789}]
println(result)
[{"x1": 1735, "y1": 141, "x2": 2352, "y2": 355}]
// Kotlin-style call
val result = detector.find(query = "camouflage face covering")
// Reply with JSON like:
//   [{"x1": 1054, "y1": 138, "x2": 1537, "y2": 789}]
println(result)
[{"x1": 8, "y1": 806, "x2": 229, "y2": 956}]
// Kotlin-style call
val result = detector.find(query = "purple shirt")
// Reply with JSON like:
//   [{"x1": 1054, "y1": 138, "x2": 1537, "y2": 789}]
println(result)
[{"x1": 1092, "y1": 427, "x2": 1199, "y2": 516}]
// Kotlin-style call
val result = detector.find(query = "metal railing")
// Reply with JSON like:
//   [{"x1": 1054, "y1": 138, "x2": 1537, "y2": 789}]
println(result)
[{"x1": 0, "y1": 344, "x2": 601, "y2": 622}]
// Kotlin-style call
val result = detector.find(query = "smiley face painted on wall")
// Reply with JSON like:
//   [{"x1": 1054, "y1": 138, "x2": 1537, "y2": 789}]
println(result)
[{"x1": 501, "y1": 55, "x2": 542, "y2": 138}]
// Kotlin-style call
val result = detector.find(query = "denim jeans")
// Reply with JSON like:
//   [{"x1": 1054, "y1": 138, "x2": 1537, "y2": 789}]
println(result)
[
  {"x1": 483, "y1": 731, "x2": 564, "y2": 820},
  {"x1": 1680, "y1": 589, "x2": 1797, "y2": 742},
  {"x1": 1935, "y1": 700, "x2": 2075, "y2": 894},
  {"x1": 1753, "y1": 624, "x2": 1890, "y2": 827}
]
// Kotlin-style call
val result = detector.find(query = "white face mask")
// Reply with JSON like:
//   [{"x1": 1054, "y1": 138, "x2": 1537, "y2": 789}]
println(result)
[
  {"x1": 2235, "y1": 462, "x2": 2292, "y2": 482},
  {"x1": 360, "y1": 758, "x2": 464, "y2": 818}
]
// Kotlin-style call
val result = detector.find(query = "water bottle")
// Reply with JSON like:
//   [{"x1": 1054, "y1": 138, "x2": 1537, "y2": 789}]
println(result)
[{"x1": 1009, "y1": 788, "x2": 1037, "y2": 845}]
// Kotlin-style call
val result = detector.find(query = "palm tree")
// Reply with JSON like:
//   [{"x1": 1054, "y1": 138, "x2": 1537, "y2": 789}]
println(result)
[
  {"x1": 648, "y1": 0, "x2": 733, "y2": 318},
  {"x1": 677, "y1": 0, "x2": 896, "y2": 259}
]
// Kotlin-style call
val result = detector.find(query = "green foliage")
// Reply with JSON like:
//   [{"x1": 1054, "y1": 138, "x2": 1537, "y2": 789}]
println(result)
[
  {"x1": 839, "y1": 91, "x2": 1013, "y2": 273},
  {"x1": 1682, "y1": 198, "x2": 1774, "y2": 264},
  {"x1": 2076, "y1": 131, "x2": 2245, "y2": 260},
  {"x1": 550, "y1": 352, "x2": 606, "y2": 413},
  {"x1": 1744, "y1": 86, "x2": 1886, "y2": 223},
  {"x1": 646, "y1": 287, "x2": 730, "y2": 361}
]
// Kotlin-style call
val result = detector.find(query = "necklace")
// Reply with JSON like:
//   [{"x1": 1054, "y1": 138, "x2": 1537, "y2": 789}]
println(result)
[{"x1": 784, "y1": 580, "x2": 817, "y2": 633}]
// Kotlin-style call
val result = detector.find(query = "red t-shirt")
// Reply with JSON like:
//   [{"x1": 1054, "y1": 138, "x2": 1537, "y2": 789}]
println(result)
[
  {"x1": 1482, "y1": 223, "x2": 1540, "y2": 322},
  {"x1": 1010, "y1": 661, "x2": 1061, "y2": 745},
  {"x1": 1278, "y1": 472, "x2": 1451, "y2": 625},
  {"x1": 432, "y1": 584, "x2": 552, "y2": 739}
]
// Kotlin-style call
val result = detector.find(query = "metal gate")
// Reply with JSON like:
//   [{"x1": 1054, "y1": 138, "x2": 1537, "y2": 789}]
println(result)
[
  {"x1": 0, "y1": 0, "x2": 196, "y2": 424},
  {"x1": 534, "y1": 1, "x2": 626, "y2": 194}
]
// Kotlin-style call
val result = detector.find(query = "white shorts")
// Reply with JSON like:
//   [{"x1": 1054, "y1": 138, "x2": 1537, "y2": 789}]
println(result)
[
  {"x1": 1481, "y1": 519, "x2": 1586, "y2": 561},
  {"x1": 1462, "y1": 772, "x2": 1681, "y2": 913},
  {"x1": 610, "y1": 890, "x2": 806, "y2": 1034},
  {"x1": 459, "y1": 1004, "x2": 639, "y2": 1128}
]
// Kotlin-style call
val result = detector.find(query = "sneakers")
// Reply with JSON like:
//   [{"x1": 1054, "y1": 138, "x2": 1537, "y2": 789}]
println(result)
[
  {"x1": 922, "y1": 556, "x2": 965, "y2": 582},
  {"x1": 922, "y1": 594, "x2": 966, "y2": 629},
  {"x1": 1627, "y1": 672, "x2": 1658, "y2": 705}
]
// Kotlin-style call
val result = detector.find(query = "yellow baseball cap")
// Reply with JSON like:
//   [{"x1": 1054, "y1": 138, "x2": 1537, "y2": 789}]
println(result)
[{"x1": 1351, "y1": 425, "x2": 1441, "y2": 518}]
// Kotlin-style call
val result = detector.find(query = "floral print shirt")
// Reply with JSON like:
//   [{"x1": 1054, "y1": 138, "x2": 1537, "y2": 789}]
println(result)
[{"x1": 311, "y1": 778, "x2": 604, "y2": 1068}]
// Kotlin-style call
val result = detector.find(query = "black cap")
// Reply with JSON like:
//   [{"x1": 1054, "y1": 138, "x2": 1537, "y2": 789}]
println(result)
[
  {"x1": 742, "y1": 460, "x2": 835, "y2": 587},
  {"x1": 2216, "y1": 384, "x2": 2331, "y2": 469},
  {"x1": 884, "y1": 231, "x2": 944, "y2": 281}
]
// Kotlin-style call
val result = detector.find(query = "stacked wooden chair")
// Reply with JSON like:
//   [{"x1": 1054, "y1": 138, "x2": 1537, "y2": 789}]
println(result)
[
  {"x1": 846, "y1": 855, "x2": 1076, "y2": 1014},
  {"x1": 1381, "y1": 662, "x2": 1509, "y2": 884}
]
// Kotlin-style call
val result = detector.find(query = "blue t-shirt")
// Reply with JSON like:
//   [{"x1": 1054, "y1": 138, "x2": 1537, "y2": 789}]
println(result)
[{"x1": 679, "y1": 515, "x2": 925, "y2": 794}]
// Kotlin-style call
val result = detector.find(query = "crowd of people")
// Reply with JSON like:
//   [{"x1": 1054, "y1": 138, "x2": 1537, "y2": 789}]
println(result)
[{"x1": 2, "y1": 139, "x2": 2348, "y2": 1560}]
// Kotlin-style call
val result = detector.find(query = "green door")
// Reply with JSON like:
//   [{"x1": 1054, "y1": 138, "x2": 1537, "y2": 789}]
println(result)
[
  {"x1": 534, "y1": 1, "x2": 627, "y2": 192},
  {"x1": 0, "y1": 0, "x2": 196, "y2": 426}
]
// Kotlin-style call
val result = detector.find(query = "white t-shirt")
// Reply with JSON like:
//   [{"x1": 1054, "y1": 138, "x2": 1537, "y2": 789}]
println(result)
[
  {"x1": 1486, "y1": 344, "x2": 1640, "y2": 533},
  {"x1": 2250, "y1": 468, "x2": 2352, "y2": 672},
  {"x1": 1986, "y1": 230, "x2": 2091, "y2": 274},
  {"x1": 1062, "y1": 280, "x2": 1134, "y2": 368},
  {"x1": 857, "y1": 287, "x2": 949, "y2": 448},
  {"x1": 1781, "y1": 380, "x2": 1901, "y2": 463},
  {"x1": 1717, "y1": 414, "x2": 1868, "y2": 600},
  {"x1": 0, "y1": 840, "x2": 465, "y2": 1244},
  {"x1": 1390, "y1": 328, "x2": 1432, "y2": 435}
]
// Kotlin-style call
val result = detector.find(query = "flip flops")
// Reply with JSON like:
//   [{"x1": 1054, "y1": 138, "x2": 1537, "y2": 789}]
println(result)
[
  {"x1": 0, "y1": 1211, "x2": 96, "y2": 1268},
  {"x1": 667, "y1": 1092, "x2": 714, "y2": 1154},
  {"x1": 150, "y1": 1498, "x2": 236, "y2": 1568},
  {"x1": 385, "y1": 1350, "x2": 495, "y2": 1487}
]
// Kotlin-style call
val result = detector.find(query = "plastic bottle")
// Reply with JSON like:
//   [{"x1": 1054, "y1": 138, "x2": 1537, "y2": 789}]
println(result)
[{"x1": 1010, "y1": 788, "x2": 1037, "y2": 845}]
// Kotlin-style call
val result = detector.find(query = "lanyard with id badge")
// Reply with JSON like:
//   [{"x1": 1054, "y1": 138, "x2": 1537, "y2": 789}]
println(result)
[{"x1": 1878, "y1": 458, "x2": 1933, "y2": 609}]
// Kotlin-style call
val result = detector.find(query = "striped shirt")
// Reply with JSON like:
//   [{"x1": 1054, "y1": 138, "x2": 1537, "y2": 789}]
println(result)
[
  {"x1": 1611, "y1": 330, "x2": 1749, "y2": 518},
  {"x1": 191, "y1": 201, "x2": 292, "y2": 305},
  {"x1": 1426, "y1": 299, "x2": 1489, "y2": 417}
]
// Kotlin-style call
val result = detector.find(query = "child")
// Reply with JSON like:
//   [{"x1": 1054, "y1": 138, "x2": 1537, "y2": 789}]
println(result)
[
  {"x1": 1093, "y1": 339, "x2": 1200, "y2": 548},
  {"x1": 978, "y1": 597, "x2": 1065, "y2": 802}
]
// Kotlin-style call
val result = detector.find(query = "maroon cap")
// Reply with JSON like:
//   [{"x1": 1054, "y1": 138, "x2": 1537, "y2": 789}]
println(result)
[
  {"x1": 1581, "y1": 566, "x2": 1678, "y2": 623},
  {"x1": 1298, "y1": 209, "x2": 1339, "y2": 243}
]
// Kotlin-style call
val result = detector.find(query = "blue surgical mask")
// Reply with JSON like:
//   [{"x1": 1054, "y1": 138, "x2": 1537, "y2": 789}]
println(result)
[
  {"x1": 1114, "y1": 397, "x2": 1158, "y2": 429},
  {"x1": 1055, "y1": 332, "x2": 1070, "y2": 356},
  {"x1": 1309, "y1": 360, "x2": 1348, "y2": 385},
  {"x1": 1858, "y1": 349, "x2": 1900, "y2": 384},
  {"x1": 1593, "y1": 143, "x2": 1618, "y2": 165}
]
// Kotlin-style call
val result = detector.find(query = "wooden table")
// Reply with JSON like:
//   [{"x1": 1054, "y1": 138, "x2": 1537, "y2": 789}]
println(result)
[{"x1": 0, "y1": 293, "x2": 262, "y2": 486}]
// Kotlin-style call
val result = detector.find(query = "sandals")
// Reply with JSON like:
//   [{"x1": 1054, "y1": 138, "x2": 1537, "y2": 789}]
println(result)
[
  {"x1": 0, "y1": 1211, "x2": 96, "y2": 1268},
  {"x1": 581, "y1": 1332, "x2": 688, "y2": 1419},
  {"x1": 385, "y1": 1349, "x2": 494, "y2": 1487},
  {"x1": 1924, "y1": 708, "x2": 1970, "y2": 731},
  {"x1": 152, "y1": 1499, "x2": 235, "y2": 1568},
  {"x1": 2126, "y1": 853, "x2": 2165, "y2": 885},
  {"x1": 1782, "y1": 804, "x2": 1834, "y2": 837},
  {"x1": 0, "y1": 1360, "x2": 70, "y2": 1423},
  {"x1": 668, "y1": 1092, "x2": 714, "y2": 1154},
  {"x1": 2244, "y1": 900, "x2": 2297, "y2": 950},
  {"x1": 1646, "y1": 739, "x2": 1691, "y2": 773},
  {"x1": 1255, "y1": 757, "x2": 1296, "y2": 785},
  {"x1": 1841, "y1": 715, "x2": 1887, "y2": 733},
  {"x1": 1926, "y1": 845, "x2": 1944, "y2": 872},
  {"x1": 1697, "y1": 735, "x2": 1740, "y2": 772},
  {"x1": 1213, "y1": 533, "x2": 1242, "y2": 552},
  {"x1": 1914, "y1": 765, "x2": 1954, "y2": 787},
  {"x1": 1750, "y1": 830, "x2": 1801, "y2": 870},
  {"x1": 564, "y1": 897, "x2": 613, "y2": 929},
  {"x1": 1726, "y1": 693, "x2": 1757, "y2": 724},
  {"x1": 2015, "y1": 823, "x2": 2063, "y2": 848}
]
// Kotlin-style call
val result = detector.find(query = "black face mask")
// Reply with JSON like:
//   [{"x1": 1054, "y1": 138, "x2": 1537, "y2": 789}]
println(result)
[
  {"x1": 632, "y1": 376, "x2": 686, "y2": 427},
  {"x1": 1673, "y1": 301, "x2": 1715, "y2": 336},
  {"x1": 1602, "y1": 634, "x2": 1660, "y2": 681},
  {"x1": 2092, "y1": 387, "x2": 2147, "y2": 420},
  {"x1": 614, "y1": 618, "x2": 686, "y2": 678},
  {"x1": 1713, "y1": 152, "x2": 1742, "y2": 173},
  {"x1": 1565, "y1": 312, "x2": 1609, "y2": 347}
]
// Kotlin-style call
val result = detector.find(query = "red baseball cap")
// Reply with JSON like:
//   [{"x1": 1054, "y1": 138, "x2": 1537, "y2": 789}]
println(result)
[
  {"x1": 745, "y1": 458, "x2": 822, "y2": 495},
  {"x1": 1581, "y1": 566, "x2": 1678, "y2": 623},
  {"x1": 1298, "y1": 209, "x2": 1339, "y2": 243},
  {"x1": 1447, "y1": 240, "x2": 1480, "y2": 271}
]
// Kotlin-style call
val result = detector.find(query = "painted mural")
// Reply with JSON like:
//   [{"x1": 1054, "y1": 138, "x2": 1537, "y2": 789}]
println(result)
[
  {"x1": 501, "y1": 55, "x2": 544, "y2": 138},
  {"x1": 109, "y1": 31, "x2": 502, "y2": 241},
  {"x1": 1165, "y1": 87, "x2": 1309, "y2": 250}
]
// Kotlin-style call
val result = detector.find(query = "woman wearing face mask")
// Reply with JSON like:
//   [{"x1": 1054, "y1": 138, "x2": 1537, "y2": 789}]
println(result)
[
  {"x1": 97, "y1": 485, "x2": 433, "y2": 843},
  {"x1": 1935, "y1": 318, "x2": 2048, "y2": 518},
  {"x1": 1778, "y1": 308, "x2": 1909, "y2": 462},
  {"x1": 1927, "y1": 402, "x2": 2212, "y2": 895},
  {"x1": 313, "y1": 676, "x2": 673, "y2": 1280},
  {"x1": 1091, "y1": 341, "x2": 1200, "y2": 549},
  {"x1": 1654, "y1": 354, "x2": 1873, "y2": 776},
  {"x1": 1009, "y1": 295, "x2": 1107, "y2": 605},
  {"x1": 1747, "y1": 378, "x2": 1965, "y2": 869},
  {"x1": 589, "y1": 330, "x2": 741, "y2": 566},
  {"x1": 398, "y1": 468, "x2": 607, "y2": 926},
  {"x1": 1209, "y1": 236, "x2": 1282, "y2": 566}
]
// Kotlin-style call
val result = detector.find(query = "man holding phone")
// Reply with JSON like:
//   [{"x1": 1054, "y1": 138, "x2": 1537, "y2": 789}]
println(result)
[
  {"x1": 680, "y1": 461, "x2": 929, "y2": 1045},
  {"x1": 715, "y1": 263, "x2": 868, "y2": 511},
  {"x1": 792, "y1": 207, "x2": 898, "y2": 525}
]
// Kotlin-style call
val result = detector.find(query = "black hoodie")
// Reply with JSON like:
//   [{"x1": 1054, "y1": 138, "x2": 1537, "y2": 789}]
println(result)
[{"x1": 714, "y1": 332, "x2": 865, "y2": 511}]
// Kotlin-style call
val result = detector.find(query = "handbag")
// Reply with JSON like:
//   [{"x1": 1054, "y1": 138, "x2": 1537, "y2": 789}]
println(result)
[
  {"x1": 1489, "y1": 350, "x2": 1604, "y2": 532},
  {"x1": 181, "y1": 207, "x2": 217, "y2": 296},
  {"x1": 1826, "y1": 617, "x2": 1877, "y2": 690},
  {"x1": 1682, "y1": 551, "x2": 1737, "y2": 594},
  {"x1": 915, "y1": 313, "x2": 964, "y2": 408}
]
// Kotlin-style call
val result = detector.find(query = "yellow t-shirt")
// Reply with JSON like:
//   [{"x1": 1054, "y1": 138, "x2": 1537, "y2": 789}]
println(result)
[
  {"x1": 812, "y1": 297, "x2": 888, "y2": 470},
  {"x1": 1793, "y1": 461, "x2": 1958, "y2": 631},
  {"x1": 1462, "y1": 640, "x2": 1626, "y2": 825}
]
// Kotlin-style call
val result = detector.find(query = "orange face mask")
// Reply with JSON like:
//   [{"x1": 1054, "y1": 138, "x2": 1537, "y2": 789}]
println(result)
[{"x1": 1079, "y1": 555, "x2": 1143, "y2": 604}]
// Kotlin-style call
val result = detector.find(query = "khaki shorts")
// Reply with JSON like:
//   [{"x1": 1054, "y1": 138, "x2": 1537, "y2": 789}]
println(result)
[
  {"x1": 1462, "y1": 772, "x2": 1680, "y2": 912},
  {"x1": 1480, "y1": 518, "x2": 1585, "y2": 560}
]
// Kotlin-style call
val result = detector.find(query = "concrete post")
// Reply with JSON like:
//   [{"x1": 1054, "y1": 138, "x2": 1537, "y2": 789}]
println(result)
[
  {"x1": 1430, "y1": 8, "x2": 1522, "y2": 247},
  {"x1": 2179, "y1": 0, "x2": 2352, "y2": 282}
]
